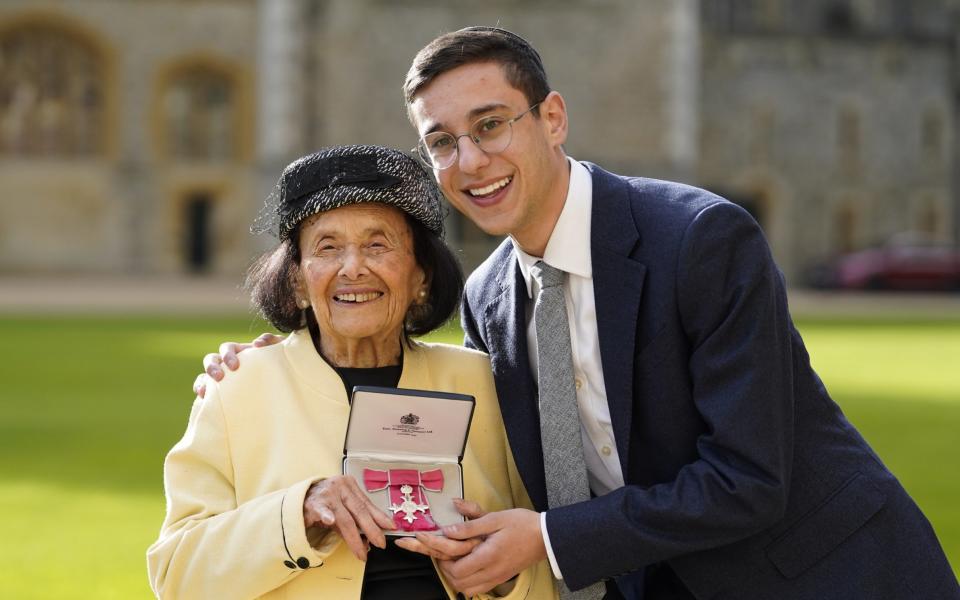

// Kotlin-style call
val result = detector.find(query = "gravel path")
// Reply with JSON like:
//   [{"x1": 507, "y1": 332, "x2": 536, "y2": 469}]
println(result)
[{"x1": 0, "y1": 276, "x2": 251, "y2": 315}]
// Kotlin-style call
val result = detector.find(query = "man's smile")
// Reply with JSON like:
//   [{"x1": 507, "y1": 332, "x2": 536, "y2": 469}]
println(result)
[
  {"x1": 462, "y1": 176, "x2": 514, "y2": 207},
  {"x1": 467, "y1": 176, "x2": 512, "y2": 197}
]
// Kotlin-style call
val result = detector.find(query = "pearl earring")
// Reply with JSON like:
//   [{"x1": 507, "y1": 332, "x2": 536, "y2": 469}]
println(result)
[
  {"x1": 418, "y1": 289, "x2": 428, "y2": 301},
  {"x1": 298, "y1": 298, "x2": 309, "y2": 309}
]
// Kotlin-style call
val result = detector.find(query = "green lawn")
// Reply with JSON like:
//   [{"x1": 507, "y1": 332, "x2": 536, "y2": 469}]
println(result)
[{"x1": 0, "y1": 314, "x2": 956, "y2": 598}]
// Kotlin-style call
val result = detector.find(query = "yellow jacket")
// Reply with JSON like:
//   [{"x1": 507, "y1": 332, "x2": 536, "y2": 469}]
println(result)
[{"x1": 147, "y1": 329, "x2": 556, "y2": 599}]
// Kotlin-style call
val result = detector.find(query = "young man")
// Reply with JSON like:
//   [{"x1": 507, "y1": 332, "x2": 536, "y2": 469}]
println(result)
[{"x1": 199, "y1": 27, "x2": 958, "y2": 600}]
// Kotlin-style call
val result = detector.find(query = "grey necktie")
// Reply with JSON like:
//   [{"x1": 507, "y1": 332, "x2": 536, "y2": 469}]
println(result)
[{"x1": 532, "y1": 261, "x2": 606, "y2": 600}]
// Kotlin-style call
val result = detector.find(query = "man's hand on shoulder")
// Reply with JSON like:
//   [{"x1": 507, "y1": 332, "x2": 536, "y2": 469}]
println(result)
[{"x1": 192, "y1": 333, "x2": 285, "y2": 398}]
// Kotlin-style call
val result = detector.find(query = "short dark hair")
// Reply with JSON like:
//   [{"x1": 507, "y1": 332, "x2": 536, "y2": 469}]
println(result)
[
  {"x1": 246, "y1": 211, "x2": 463, "y2": 341},
  {"x1": 403, "y1": 26, "x2": 550, "y2": 120}
]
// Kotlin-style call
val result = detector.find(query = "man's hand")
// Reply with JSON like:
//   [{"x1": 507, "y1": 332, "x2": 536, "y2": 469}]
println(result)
[
  {"x1": 192, "y1": 333, "x2": 285, "y2": 397},
  {"x1": 303, "y1": 475, "x2": 396, "y2": 562},
  {"x1": 433, "y1": 507, "x2": 546, "y2": 596},
  {"x1": 395, "y1": 498, "x2": 485, "y2": 560}
]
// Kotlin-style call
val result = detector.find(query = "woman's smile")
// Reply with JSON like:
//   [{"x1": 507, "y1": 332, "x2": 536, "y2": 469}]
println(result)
[{"x1": 333, "y1": 290, "x2": 384, "y2": 304}]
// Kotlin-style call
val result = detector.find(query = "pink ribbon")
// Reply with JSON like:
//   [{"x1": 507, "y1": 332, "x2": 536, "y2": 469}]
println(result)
[{"x1": 363, "y1": 468, "x2": 444, "y2": 531}]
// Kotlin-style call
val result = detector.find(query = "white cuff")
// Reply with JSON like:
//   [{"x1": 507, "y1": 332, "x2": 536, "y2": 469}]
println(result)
[{"x1": 540, "y1": 511, "x2": 563, "y2": 580}]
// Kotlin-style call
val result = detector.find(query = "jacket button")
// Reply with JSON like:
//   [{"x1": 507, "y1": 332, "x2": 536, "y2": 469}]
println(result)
[
  {"x1": 284, "y1": 560, "x2": 296, "y2": 569},
  {"x1": 296, "y1": 557, "x2": 310, "y2": 569}
]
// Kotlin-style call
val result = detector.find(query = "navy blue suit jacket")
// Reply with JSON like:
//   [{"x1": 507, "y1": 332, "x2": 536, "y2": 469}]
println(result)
[{"x1": 460, "y1": 163, "x2": 958, "y2": 599}]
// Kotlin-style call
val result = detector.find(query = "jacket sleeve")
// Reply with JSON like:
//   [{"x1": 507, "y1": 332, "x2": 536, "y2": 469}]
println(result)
[
  {"x1": 461, "y1": 353, "x2": 558, "y2": 600},
  {"x1": 461, "y1": 285, "x2": 489, "y2": 353},
  {"x1": 147, "y1": 384, "x2": 341, "y2": 599},
  {"x1": 545, "y1": 201, "x2": 795, "y2": 589}
]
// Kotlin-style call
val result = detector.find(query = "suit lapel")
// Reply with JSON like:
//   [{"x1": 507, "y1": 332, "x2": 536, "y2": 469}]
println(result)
[
  {"x1": 587, "y1": 163, "x2": 646, "y2": 478},
  {"x1": 483, "y1": 253, "x2": 549, "y2": 510},
  {"x1": 479, "y1": 165, "x2": 646, "y2": 504}
]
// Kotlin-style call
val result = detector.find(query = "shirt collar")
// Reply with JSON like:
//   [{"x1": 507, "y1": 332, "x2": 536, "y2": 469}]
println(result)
[{"x1": 514, "y1": 157, "x2": 593, "y2": 298}]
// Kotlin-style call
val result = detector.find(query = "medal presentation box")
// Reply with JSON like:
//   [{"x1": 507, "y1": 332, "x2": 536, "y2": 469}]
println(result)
[{"x1": 342, "y1": 386, "x2": 475, "y2": 537}]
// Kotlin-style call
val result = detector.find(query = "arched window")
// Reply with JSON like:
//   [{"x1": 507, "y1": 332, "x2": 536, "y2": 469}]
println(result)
[
  {"x1": 749, "y1": 105, "x2": 775, "y2": 164},
  {"x1": 834, "y1": 204, "x2": 858, "y2": 253},
  {"x1": 914, "y1": 195, "x2": 944, "y2": 237},
  {"x1": 0, "y1": 23, "x2": 105, "y2": 157},
  {"x1": 921, "y1": 106, "x2": 944, "y2": 163},
  {"x1": 823, "y1": 1, "x2": 856, "y2": 34},
  {"x1": 836, "y1": 106, "x2": 861, "y2": 175},
  {"x1": 162, "y1": 66, "x2": 236, "y2": 161}
]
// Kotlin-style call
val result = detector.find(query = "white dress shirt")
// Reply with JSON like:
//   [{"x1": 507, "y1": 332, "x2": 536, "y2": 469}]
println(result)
[{"x1": 512, "y1": 157, "x2": 625, "y2": 579}]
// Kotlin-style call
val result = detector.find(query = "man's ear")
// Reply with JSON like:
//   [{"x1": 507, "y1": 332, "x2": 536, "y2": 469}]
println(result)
[{"x1": 539, "y1": 90, "x2": 569, "y2": 147}]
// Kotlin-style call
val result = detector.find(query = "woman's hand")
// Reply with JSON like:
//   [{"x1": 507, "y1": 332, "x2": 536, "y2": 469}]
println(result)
[{"x1": 303, "y1": 475, "x2": 396, "y2": 561}]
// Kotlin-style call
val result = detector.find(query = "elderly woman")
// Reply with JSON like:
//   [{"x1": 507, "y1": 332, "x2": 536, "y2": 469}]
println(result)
[{"x1": 147, "y1": 145, "x2": 556, "y2": 600}]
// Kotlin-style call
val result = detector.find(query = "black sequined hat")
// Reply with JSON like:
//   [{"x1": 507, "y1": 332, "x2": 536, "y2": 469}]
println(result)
[{"x1": 255, "y1": 145, "x2": 445, "y2": 241}]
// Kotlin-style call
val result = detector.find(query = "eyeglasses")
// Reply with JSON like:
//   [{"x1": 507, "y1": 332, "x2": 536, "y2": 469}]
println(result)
[{"x1": 415, "y1": 102, "x2": 541, "y2": 170}]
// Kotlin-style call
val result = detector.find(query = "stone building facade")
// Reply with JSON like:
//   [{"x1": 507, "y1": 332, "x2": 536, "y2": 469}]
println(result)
[
  {"x1": 0, "y1": 0, "x2": 258, "y2": 275},
  {"x1": 699, "y1": 0, "x2": 959, "y2": 279},
  {"x1": 1, "y1": 0, "x2": 956, "y2": 283}
]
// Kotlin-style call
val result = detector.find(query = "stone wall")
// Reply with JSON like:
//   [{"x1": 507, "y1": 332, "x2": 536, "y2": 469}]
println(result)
[
  {"x1": 0, "y1": 0, "x2": 258, "y2": 274},
  {"x1": 0, "y1": 0, "x2": 955, "y2": 283},
  {"x1": 700, "y1": 11, "x2": 956, "y2": 280}
]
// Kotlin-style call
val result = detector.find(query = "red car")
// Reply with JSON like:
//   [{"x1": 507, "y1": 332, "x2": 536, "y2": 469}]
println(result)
[{"x1": 828, "y1": 235, "x2": 960, "y2": 291}]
